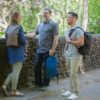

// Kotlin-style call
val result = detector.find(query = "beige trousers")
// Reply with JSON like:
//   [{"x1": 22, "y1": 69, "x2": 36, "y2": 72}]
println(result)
[
  {"x1": 66, "y1": 56, "x2": 82, "y2": 95},
  {"x1": 4, "y1": 62, "x2": 23, "y2": 90}
]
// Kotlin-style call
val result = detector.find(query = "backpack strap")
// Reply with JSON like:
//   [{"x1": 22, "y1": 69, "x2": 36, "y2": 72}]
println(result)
[
  {"x1": 69, "y1": 27, "x2": 85, "y2": 38},
  {"x1": 75, "y1": 27, "x2": 85, "y2": 32},
  {"x1": 69, "y1": 29, "x2": 75, "y2": 38}
]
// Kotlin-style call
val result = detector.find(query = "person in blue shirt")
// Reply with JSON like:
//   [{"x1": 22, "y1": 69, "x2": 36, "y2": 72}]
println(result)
[
  {"x1": 27, "y1": 8, "x2": 59, "y2": 90},
  {"x1": 2, "y1": 12, "x2": 26, "y2": 96}
]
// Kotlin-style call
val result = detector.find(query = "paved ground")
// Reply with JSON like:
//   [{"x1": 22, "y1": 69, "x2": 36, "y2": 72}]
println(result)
[{"x1": 1, "y1": 69, "x2": 100, "y2": 100}]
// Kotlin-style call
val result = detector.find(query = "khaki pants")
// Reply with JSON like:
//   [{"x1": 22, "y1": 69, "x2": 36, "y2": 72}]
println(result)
[
  {"x1": 66, "y1": 56, "x2": 82, "y2": 95},
  {"x1": 4, "y1": 62, "x2": 23, "y2": 90}
]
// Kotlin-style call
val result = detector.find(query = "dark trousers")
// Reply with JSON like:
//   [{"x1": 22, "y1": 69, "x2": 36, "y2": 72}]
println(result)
[{"x1": 34, "y1": 51, "x2": 50, "y2": 87}]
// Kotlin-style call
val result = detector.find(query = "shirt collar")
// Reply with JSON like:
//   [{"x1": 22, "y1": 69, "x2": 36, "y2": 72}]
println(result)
[
  {"x1": 70, "y1": 24, "x2": 79, "y2": 29},
  {"x1": 43, "y1": 19, "x2": 51, "y2": 24}
]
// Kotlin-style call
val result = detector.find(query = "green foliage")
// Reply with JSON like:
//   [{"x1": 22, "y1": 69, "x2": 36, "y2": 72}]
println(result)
[
  {"x1": 14, "y1": 0, "x2": 38, "y2": 32},
  {"x1": 22, "y1": 8, "x2": 38, "y2": 32},
  {"x1": 0, "y1": 32, "x2": 4, "y2": 37},
  {"x1": 0, "y1": 0, "x2": 100, "y2": 36},
  {"x1": 89, "y1": 0, "x2": 100, "y2": 33},
  {"x1": 40, "y1": 0, "x2": 83, "y2": 35}
]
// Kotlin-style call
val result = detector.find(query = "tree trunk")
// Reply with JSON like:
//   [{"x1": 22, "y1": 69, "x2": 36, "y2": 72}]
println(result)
[{"x1": 82, "y1": 0, "x2": 88, "y2": 31}]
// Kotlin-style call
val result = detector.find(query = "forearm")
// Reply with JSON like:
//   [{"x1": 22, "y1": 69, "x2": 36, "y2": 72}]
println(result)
[
  {"x1": 70, "y1": 40, "x2": 81, "y2": 46},
  {"x1": 25, "y1": 32, "x2": 36, "y2": 38},
  {"x1": 51, "y1": 35, "x2": 59, "y2": 51},
  {"x1": 70, "y1": 38, "x2": 84, "y2": 47}
]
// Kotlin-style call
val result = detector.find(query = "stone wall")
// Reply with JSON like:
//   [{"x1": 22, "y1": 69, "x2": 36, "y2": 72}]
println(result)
[{"x1": 0, "y1": 35, "x2": 100, "y2": 88}]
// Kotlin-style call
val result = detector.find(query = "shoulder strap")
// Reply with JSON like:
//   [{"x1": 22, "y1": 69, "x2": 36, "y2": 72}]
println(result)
[
  {"x1": 69, "y1": 29, "x2": 75, "y2": 38},
  {"x1": 69, "y1": 27, "x2": 84, "y2": 38},
  {"x1": 75, "y1": 27, "x2": 85, "y2": 32}
]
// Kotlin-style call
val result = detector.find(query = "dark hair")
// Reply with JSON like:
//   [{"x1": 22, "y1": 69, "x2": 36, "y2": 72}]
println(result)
[
  {"x1": 43, "y1": 7, "x2": 52, "y2": 14},
  {"x1": 68, "y1": 12, "x2": 78, "y2": 19},
  {"x1": 10, "y1": 12, "x2": 20, "y2": 25}
]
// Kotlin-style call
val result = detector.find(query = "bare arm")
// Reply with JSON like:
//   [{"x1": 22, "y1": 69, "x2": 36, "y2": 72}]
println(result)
[
  {"x1": 26, "y1": 24, "x2": 39, "y2": 38},
  {"x1": 51, "y1": 35, "x2": 59, "y2": 51},
  {"x1": 68, "y1": 37, "x2": 84, "y2": 47},
  {"x1": 67, "y1": 29, "x2": 84, "y2": 47},
  {"x1": 49, "y1": 35, "x2": 59, "y2": 56},
  {"x1": 25, "y1": 32, "x2": 37, "y2": 38}
]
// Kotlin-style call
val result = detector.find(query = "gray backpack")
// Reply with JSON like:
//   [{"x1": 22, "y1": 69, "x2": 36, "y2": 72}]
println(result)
[{"x1": 6, "y1": 24, "x2": 21, "y2": 48}]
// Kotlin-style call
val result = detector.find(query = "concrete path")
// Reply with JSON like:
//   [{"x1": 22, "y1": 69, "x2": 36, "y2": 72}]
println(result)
[{"x1": 0, "y1": 69, "x2": 100, "y2": 100}]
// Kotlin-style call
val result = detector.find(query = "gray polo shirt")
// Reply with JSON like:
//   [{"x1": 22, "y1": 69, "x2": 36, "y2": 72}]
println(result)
[
  {"x1": 35, "y1": 20, "x2": 59, "y2": 54},
  {"x1": 65, "y1": 25, "x2": 84, "y2": 57}
]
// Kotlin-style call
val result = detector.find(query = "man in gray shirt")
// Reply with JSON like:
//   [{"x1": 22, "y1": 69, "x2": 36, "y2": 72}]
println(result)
[
  {"x1": 27, "y1": 8, "x2": 59, "y2": 90},
  {"x1": 61, "y1": 12, "x2": 84, "y2": 99}
]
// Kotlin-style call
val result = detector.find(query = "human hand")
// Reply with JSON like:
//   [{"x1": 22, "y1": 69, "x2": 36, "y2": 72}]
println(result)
[
  {"x1": 66, "y1": 39, "x2": 71, "y2": 43},
  {"x1": 49, "y1": 49, "x2": 55, "y2": 56}
]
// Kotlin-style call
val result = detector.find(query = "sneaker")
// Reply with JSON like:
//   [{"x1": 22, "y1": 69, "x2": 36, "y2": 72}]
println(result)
[
  {"x1": 61, "y1": 91, "x2": 72, "y2": 97},
  {"x1": 68, "y1": 94, "x2": 78, "y2": 100}
]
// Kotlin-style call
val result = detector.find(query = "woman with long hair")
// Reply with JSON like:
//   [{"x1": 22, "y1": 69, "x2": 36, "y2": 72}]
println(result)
[{"x1": 2, "y1": 12, "x2": 26, "y2": 96}]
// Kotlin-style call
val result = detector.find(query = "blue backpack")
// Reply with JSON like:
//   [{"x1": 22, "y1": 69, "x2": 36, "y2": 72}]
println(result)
[{"x1": 44, "y1": 55, "x2": 59, "y2": 83}]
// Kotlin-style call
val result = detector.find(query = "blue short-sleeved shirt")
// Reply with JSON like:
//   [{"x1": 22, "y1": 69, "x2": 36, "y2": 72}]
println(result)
[{"x1": 35, "y1": 20, "x2": 59, "y2": 54}]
